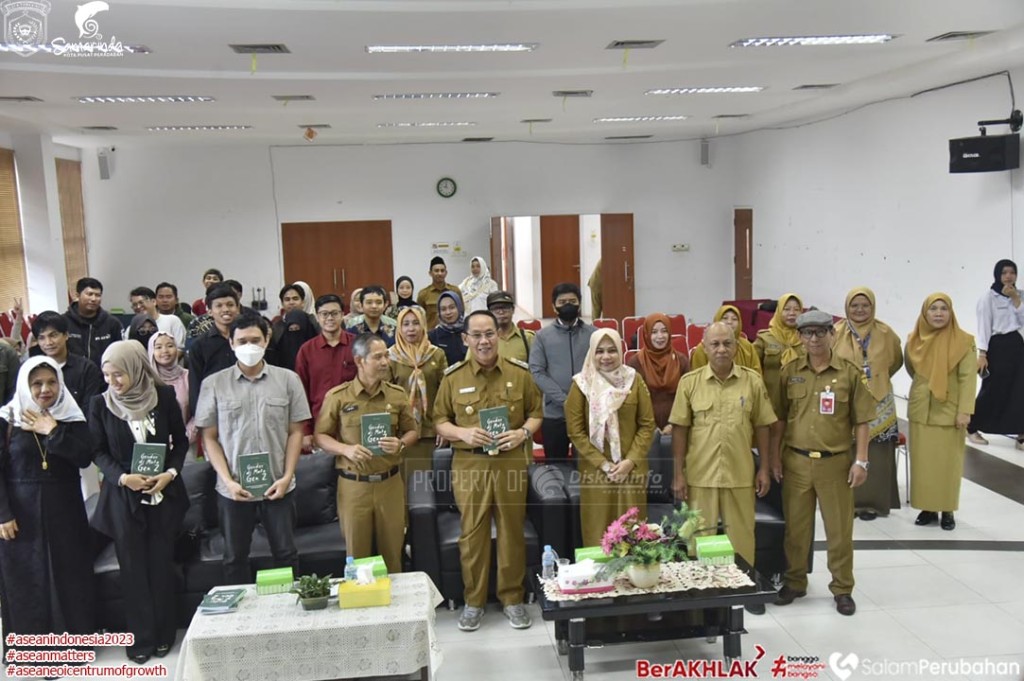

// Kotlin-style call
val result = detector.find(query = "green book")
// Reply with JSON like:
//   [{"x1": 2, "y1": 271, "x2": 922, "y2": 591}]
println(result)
[
  {"x1": 131, "y1": 443, "x2": 166, "y2": 476},
  {"x1": 479, "y1": 406, "x2": 509, "y2": 454},
  {"x1": 198, "y1": 588, "x2": 246, "y2": 614},
  {"x1": 237, "y1": 452, "x2": 274, "y2": 497},
  {"x1": 361, "y1": 413, "x2": 392, "y2": 456}
]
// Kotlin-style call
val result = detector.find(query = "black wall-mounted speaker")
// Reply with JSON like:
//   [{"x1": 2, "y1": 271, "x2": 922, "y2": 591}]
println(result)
[{"x1": 949, "y1": 133, "x2": 1020, "y2": 173}]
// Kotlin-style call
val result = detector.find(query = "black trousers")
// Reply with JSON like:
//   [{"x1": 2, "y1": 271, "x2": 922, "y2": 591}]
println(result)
[
  {"x1": 970, "y1": 331, "x2": 1024, "y2": 435},
  {"x1": 541, "y1": 417, "x2": 573, "y2": 462},
  {"x1": 218, "y1": 493, "x2": 299, "y2": 585},
  {"x1": 112, "y1": 503, "x2": 179, "y2": 657}
]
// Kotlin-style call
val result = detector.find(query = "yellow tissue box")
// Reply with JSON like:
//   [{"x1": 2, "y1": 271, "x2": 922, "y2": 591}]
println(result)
[{"x1": 338, "y1": 577, "x2": 392, "y2": 609}]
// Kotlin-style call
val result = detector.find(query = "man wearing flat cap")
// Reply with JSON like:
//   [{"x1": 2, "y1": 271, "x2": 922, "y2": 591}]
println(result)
[
  {"x1": 487, "y1": 291, "x2": 535, "y2": 363},
  {"x1": 772, "y1": 309, "x2": 875, "y2": 616},
  {"x1": 416, "y1": 256, "x2": 463, "y2": 330}
]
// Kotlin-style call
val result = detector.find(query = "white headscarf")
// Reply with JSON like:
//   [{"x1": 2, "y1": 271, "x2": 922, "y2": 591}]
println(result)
[
  {"x1": 1, "y1": 356, "x2": 86, "y2": 427},
  {"x1": 459, "y1": 256, "x2": 498, "y2": 313},
  {"x1": 294, "y1": 281, "x2": 316, "y2": 315},
  {"x1": 572, "y1": 328, "x2": 636, "y2": 463}
]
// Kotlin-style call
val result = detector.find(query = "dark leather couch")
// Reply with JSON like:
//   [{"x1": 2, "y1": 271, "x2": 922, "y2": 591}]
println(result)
[{"x1": 90, "y1": 452, "x2": 345, "y2": 630}]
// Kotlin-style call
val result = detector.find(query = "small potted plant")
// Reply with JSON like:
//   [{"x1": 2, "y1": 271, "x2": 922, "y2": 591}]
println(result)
[
  {"x1": 293, "y1": 573, "x2": 332, "y2": 610},
  {"x1": 597, "y1": 505, "x2": 705, "y2": 588}
]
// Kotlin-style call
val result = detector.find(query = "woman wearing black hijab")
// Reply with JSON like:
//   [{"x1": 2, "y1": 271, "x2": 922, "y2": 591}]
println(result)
[
  {"x1": 385, "y1": 276, "x2": 416, "y2": 320},
  {"x1": 968, "y1": 259, "x2": 1024, "y2": 447}
]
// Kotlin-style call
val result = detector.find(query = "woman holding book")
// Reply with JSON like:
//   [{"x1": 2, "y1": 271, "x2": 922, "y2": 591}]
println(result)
[
  {"x1": 565, "y1": 328, "x2": 656, "y2": 545},
  {"x1": 90, "y1": 341, "x2": 188, "y2": 665},
  {"x1": 0, "y1": 357, "x2": 94, "y2": 658}
]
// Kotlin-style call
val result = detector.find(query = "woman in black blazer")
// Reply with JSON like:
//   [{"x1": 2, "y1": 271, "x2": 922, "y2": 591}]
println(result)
[{"x1": 90, "y1": 341, "x2": 188, "y2": 665}]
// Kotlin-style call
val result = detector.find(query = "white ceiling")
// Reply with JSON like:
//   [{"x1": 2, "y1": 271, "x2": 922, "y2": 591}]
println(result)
[{"x1": 1, "y1": 0, "x2": 1024, "y2": 147}]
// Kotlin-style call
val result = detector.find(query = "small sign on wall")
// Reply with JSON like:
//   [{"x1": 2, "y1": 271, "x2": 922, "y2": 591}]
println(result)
[{"x1": 432, "y1": 242, "x2": 451, "y2": 255}]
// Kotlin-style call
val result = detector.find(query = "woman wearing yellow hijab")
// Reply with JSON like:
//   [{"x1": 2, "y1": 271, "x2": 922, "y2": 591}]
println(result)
[
  {"x1": 905, "y1": 293, "x2": 976, "y2": 531},
  {"x1": 833, "y1": 288, "x2": 904, "y2": 520},
  {"x1": 387, "y1": 306, "x2": 448, "y2": 485},
  {"x1": 690, "y1": 305, "x2": 762, "y2": 374},
  {"x1": 754, "y1": 294, "x2": 804, "y2": 420}
]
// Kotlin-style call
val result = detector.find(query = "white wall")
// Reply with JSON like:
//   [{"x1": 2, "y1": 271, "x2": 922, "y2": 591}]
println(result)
[
  {"x1": 723, "y1": 68, "x2": 1024, "y2": 394},
  {"x1": 580, "y1": 214, "x2": 602, "y2": 319}
]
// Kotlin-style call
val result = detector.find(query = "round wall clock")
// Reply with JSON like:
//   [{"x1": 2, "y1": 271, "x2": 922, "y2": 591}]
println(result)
[{"x1": 436, "y1": 177, "x2": 457, "y2": 198}]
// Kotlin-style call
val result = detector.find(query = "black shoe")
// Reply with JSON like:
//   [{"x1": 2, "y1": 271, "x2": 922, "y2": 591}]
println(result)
[
  {"x1": 915, "y1": 511, "x2": 938, "y2": 526},
  {"x1": 154, "y1": 644, "x2": 171, "y2": 658},
  {"x1": 774, "y1": 585, "x2": 807, "y2": 606},
  {"x1": 744, "y1": 603, "x2": 766, "y2": 615},
  {"x1": 834, "y1": 594, "x2": 856, "y2": 616},
  {"x1": 857, "y1": 510, "x2": 877, "y2": 521},
  {"x1": 941, "y1": 512, "x2": 956, "y2": 530},
  {"x1": 129, "y1": 654, "x2": 150, "y2": 665}
]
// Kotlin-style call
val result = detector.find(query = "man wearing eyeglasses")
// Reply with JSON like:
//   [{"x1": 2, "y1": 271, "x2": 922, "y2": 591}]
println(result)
[
  {"x1": 772, "y1": 309, "x2": 875, "y2": 617},
  {"x1": 434, "y1": 310, "x2": 543, "y2": 633},
  {"x1": 295, "y1": 294, "x2": 357, "y2": 452}
]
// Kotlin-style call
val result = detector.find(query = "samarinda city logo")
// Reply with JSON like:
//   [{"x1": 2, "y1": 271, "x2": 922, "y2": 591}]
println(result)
[{"x1": 1, "y1": 0, "x2": 127, "y2": 57}]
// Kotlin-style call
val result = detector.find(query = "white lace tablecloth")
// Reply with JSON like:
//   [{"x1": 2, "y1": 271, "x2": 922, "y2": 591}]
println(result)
[
  {"x1": 541, "y1": 562, "x2": 755, "y2": 602},
  {"x1": 175, "y1": 572, "x2": 444, "y2": 681}
]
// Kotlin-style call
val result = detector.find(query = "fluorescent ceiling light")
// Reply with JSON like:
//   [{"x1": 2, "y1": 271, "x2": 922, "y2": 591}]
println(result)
[
  {"x1": 730, "y1": 34, "x2": 896, "y2": 47},
  {"x1": 377, "y1": 122, "x2": 476, "y2": 128},
  {"x1": 646, "y1": 87, "x2": 764, "y2": 95},
  {"x1": 594, "y1": 115, "x2": 688, "y2": 123},
  {"x1": 373, "y1": 92, "x2": 499, "y2": 100},
  {"x1": 367, "y1": 44, "x2": 537, "y2": 53},
  {"x1": 147, "y1": 125, "x2": 251, "y2": 131},
  {"x1": 77, "y1": 96, "x2": 214, "y2": 104}
]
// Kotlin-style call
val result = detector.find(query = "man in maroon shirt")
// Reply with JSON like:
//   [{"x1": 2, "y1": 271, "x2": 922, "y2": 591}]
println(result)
[{"x1": 295, "y1": 294, "x2": 357, "y2": 450}]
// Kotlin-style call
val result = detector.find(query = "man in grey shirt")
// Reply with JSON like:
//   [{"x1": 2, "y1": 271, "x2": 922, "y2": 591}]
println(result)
[
  {"x1": 195, "y1": 312, "x2": 311, "y2": 584},
  {"x1": 529, "y1": 283, "x2": 595, "y2": 462}
]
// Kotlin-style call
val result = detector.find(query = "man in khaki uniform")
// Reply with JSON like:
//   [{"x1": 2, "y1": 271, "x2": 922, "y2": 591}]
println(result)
[
  {"x1": 416, "y1": 256, "x2": 464, "y2": 330},
  {"x1": 434, "y1": 310, "x2": 543, "y2": 632},
  {"x1": 773, "y1": 310, "x2": 874, "y2": 616},
  {"x1": 488, "y1": 291, "x2": 535, "y2": 363},
  {"x1": 669, "y1": 322, "x2": 776, "y2": 613},
  {"x1": 315, "y1": 333, "x2": 418, "y2": 574}
]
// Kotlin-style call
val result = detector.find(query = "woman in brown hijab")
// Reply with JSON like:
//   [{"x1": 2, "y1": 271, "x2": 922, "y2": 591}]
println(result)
[
  {"x1": 905, "y1": 293, "x2": 976, "y2": 531},
  {"x1": 626, "y1": 314, "x2": 688, "y2": 433},
  {"x1": 833, "y1": 288, "x2": 903, "y2": 520}
]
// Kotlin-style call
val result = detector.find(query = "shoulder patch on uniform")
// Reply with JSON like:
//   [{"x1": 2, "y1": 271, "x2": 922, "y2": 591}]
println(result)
[
  {"x1": 506, "y1": 357, "x2": 530, "y2": 371},
  {"x1": 324, "y1": 384, "x2": 347, "y2": 398},
  {"x1": 443, "y1": 359, "x2": 467, "y2": 375}
]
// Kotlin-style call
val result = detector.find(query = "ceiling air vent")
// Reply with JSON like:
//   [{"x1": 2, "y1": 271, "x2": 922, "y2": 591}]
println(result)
[
  {"x1": 606, "y1": 40, "x2": 664, "y2": 50},
  {"x1": 793, "y1": 83, "x2": 839, "y2": 90},
  {"x1": 605, "y1": 135, "x2": 653, "y2": 140},
  {"x1": 272, "y1": 94, "x2": 315, "y2": 102},
  {"x1": 521, "y1": 118, "x2": 552, "y2": 123},
  {"x1": 299, "y1": 123, "x2": 331, "y2": 129},
  {"x1": 0, "y1": 96, "x2": 43, "y2": 102},
  {"x1": 230, "y1": 44, "x2": 290, "y2": 54},
  {"x1": 462, "y1": 137, "x2": 494, "y2": 142},
  {"x1": 712, "y1": 114, "x2": 750, "y2": 119},
  {"x1": 81, "y1": 125, "x2": 118, "y2": 130},
  {"x1": 927, "y1": 31, "x2": 995, "y2": 42},
  {"x1": 552, "y1": 89, "x2": 593, "y2": 98}
]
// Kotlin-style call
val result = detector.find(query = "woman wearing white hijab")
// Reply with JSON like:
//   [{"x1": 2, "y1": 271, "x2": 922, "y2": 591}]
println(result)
[
  {"x1": 0, "y1": 357, "x2": 94, "y2": 659},
  {"x1": 459, "y1": 256, "x2": 499, "y2": 314},
  {"x1": 565, "y1": 328, "x2": 656, "y2": 545},
  {"x1": 293, "y1": 280, "x2": 316, "y2": 315},
  {"x1": 90, "y1": 341, "x2": 188, "y2": 665}
]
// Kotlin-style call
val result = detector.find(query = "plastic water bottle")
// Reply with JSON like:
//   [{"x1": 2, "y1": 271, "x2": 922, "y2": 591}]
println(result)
[
  {"x1": 344, "y1": 556, "x2": 357, "y2": 582},
  {"x1": 541, "y1": 545, "x2": 559, "y2": 580}
]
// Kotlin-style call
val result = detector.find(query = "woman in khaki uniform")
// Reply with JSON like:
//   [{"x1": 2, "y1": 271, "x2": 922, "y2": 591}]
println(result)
[
  {"x1": 690, "y1": 304, "x2": 762, "y2": 374},
  {"x1": 905, "y1": 293, "x2": 976, "y2": 531},
  {"x1": 833, "y1": 287, "x2": 904, "y2": 520},
  {"x1": 754, "y1": 294, "x2": 804, "y2": 417},
  {"x1": 566, "y1": 328, "x2": 656, "y2": 546},
  {"x1": 388, "y1": 306, "x2": 448, "y2": 485}
]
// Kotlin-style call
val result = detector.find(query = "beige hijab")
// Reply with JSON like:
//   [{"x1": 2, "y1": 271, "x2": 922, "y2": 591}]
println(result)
[
  {"x1": 906, "y1": 293, "x2": 974, "y2": 402},
  {"x1": 102, "y1": 340, "x2": 164, "y2": 421},
  {"x1": 833, "y1": 287, "x2": 900, "y2": 401},
  {"x1": 572, "y1": 328, "x2": 636, "y2": 463}
]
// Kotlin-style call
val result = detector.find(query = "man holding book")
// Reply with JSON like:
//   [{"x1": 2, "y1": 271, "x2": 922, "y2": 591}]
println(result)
[
  {"x1": 195, "y1": 313, "x2": 311, "y2": 584},
  {"x1": 433, "y1": 310, "x2": 543, "y2": 632},
  {"x1": 314, "y1": 334, "x2": 418, "y2": 575}
]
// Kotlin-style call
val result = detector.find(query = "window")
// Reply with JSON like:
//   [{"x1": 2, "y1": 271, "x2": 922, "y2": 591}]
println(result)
[
  {"x1": 0, "y1": 149, "x2": 27, "y2": 309},
  {"x1": 55, "y1": 158, "x2": 89, "y2": 294}
]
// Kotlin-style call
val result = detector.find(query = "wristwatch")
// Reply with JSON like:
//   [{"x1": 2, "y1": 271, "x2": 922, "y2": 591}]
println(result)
[
  {"x1": 853, "y1": 459, "x2": 870, "y2": 471},
  {"x1": 521, "y1": 427, "x2": 532, "y2": 442}
]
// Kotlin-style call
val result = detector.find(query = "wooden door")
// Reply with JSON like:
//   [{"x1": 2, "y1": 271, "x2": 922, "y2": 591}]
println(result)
[
  {"x1": 734, "y1": 208, "x2": 753, "y2": 300},
  {"x1": 281, "y1": 220, "x2": 394, "y2": 311},
  {"x1": 539, "y1": 215, "x2": 581, "y2": 312},
  {"x1": 600, "y1": 213, "x2": 635, "y2": 319}
]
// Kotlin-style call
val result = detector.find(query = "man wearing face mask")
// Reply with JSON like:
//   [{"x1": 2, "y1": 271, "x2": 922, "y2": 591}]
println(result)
[
  {"x1": 529, "y1": 283, "x2": 595, "y2": 462},
  {"x1": 194, "y1": 313, "x2": 312, "y2": 583}
]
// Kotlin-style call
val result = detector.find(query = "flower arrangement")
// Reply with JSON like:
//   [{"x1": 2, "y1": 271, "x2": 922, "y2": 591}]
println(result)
[{"x1": 597, "y1": 505, "x2": 706, "y2": 579}]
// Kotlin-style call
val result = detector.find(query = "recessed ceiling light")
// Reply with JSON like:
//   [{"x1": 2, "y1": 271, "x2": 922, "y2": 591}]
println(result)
[
  {"x1": 377, "y1": 122, "x2": 476, "y2": 128},
  {"x1": 594, "y1": 115, "x2": 688, "y2": 123},
  {"x1": 730, "y1": 34, "x2": 897, "y2": 48},
  {"x1": 646, "y1": 87, "x2": 764, "y2": 95},
  {"x1": 373, "y1": 92, "x2": 499, "y2": 100},
  {"x1": 76, "y1": 96, "x2": 214, "y2": 104},
  {"x1": 147, "y1": 125, "x2": 251, "y2": 132},
  {"x1": 366, "y1": 43, "x2": 538, "y2": 53}
]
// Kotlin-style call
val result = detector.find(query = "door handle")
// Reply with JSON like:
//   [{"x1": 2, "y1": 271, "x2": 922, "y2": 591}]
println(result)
[
  {"x1": 624, "y1": 262, "x2": 630, "y2": 282},
  {"x1": 333, "y1": 269, "x2": 338, "y2": 288},
  {"x1": 342, "y1": 269, "x2": 347, "y2": 289}
]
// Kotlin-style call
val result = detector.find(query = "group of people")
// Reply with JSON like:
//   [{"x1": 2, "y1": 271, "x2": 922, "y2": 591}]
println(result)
[{"x1": 0, "y1": 255, "x2": 1014, "y2": 664}]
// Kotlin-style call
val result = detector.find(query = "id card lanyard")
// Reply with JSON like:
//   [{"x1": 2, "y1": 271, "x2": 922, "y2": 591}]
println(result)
[{"x1": 846, "y1": 321, "x2": 872, "y2": 379}]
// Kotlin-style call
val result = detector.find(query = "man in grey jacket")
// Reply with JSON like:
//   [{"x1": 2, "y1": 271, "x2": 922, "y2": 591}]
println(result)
[{"x1": 529, "y1": 283, "x2": 595, "y2": 462}]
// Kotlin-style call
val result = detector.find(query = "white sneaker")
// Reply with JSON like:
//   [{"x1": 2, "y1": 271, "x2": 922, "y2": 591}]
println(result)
[{"x1": 458, "y1": 605, "x2": 484, "y2": 632}]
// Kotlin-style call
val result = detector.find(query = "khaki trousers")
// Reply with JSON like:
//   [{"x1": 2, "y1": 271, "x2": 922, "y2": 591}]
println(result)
[
  {"x1": 688, "y1": 485, "x2": 756, "y2": 566},
  {"x1": 403, "y1": 437, "x2": 436, "y2": 501},
  {"x1": 451, "y1": 451, "x2": 529, "y2": 608},
  {"x1": 337, "y1": 472, "x2": 406, "y2": 575},
  {"x1": 782, "y1": 448, "x2": 854, "y2": 595}
]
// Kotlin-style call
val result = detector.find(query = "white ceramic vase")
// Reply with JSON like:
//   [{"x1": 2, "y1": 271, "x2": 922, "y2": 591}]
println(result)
[{"x1": 626, "y1": 562, "x2": 661, "y2": 589}]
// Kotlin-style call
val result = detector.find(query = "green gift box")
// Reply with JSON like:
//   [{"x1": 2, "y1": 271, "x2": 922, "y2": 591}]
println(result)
[
  {"x1": 256, "y1": 567, "x2": 294, "y2": 595},
  {"x1": 574, "y1": 546, "x2": 611, "y2": 564},
  {"x1": 352, "y1": 555, "x2": 388, "y2": 578},
  {"x1": 695, "y1": 535, "x2": 735, "y2": 566}
]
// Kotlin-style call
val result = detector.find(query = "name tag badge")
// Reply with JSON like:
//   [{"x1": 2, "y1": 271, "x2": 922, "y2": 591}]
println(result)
[
  {"x1": 342, "y1": 404, "x2": 358, "y2": 413},
  {"x1": 459, "y1": 386, "x2": 477, "y2": 394},
  {"x1": 819, "y1": 387, "x2": 835, "y2": 415}
]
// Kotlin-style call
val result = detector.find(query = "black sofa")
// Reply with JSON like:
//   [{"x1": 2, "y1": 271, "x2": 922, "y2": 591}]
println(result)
[{"x1": 90, "y1": 452, "x2": 345, "y2": 630}]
